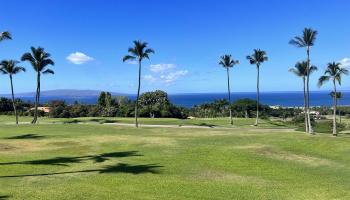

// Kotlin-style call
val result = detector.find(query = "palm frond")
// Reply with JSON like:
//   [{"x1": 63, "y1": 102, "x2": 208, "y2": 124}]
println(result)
[
  {"x1": 309, "y1": 65, "x2": 318, "y2": 75},
  {"x1": 145, "y1": 48, "x2": 155, "y2": 54},
  {"x1": 42, "y1": 69, "x2": 54, "y2": 74},
  {"x1": 318, "y1": 75, "x2": 330, "y2": 87},
  {"x1": 289, "y1": 37, "x2": 306, "y2": 47},
  {"x1": 13, "y1": 66, "x2": 26, "y2": 74},
  {"x1": 123, "y1": 55, "x2": 136, "y2": 62},
  {"x1": 0, "y1": 68, "x2": 7, "y2": 74},
  {"x1": 41, "y1": 59, "x2": 55, "y2": 68},
  {"x1": 0, "y1": 31, "x2": 12, "y2": 41},
  {"x1": 21, "y1": 53, "x2": 35, "y2": 63}
]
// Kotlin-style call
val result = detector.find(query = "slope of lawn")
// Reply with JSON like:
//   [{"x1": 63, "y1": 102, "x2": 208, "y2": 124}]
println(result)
[{"x1": 0, "y1": 117, "x2": 350, "y2": 199}]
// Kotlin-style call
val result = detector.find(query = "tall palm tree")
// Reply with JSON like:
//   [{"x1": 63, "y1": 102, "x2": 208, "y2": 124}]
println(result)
[
  {"x1": 246, "y1": 49, "x2": 268, "y2": 126},
  {"x1": 21, "y1": 47, "x2": 54, "y2": 124},
  {"x1": 219, "y1": 55, "x2": 239, "y2": 125},
  {"x1": 289, "y1": 28, "x2": 317, "y2": 134},
  {"x1": 318, "y1": 62, "x2": 348, "y2": 136},
  {"x1": 289, "y1": 61, "x2": 317, "y2": 133},
  {"x1": 0, "y1": 60, "x2": 25, "y2": 124},
  {"x1": 122, "y1": 40, "x2": 154, "y2": 128}
]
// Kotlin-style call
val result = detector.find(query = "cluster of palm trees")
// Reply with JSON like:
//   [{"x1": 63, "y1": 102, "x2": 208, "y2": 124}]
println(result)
[
  {"x1": 219, "y1": 49, "x2": 268, "y2": 126},
  {"x1": 0, "y1": 31, "x2": 55, "y2": 124},
  {"x1": 219, "y1": 28, "x2": 347, "y2": 136},
  {"x1": 289, "y1": 28, "x2": 348, "y2": 136}
]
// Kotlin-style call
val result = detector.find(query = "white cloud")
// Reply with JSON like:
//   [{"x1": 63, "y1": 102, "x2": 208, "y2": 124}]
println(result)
[
  {"x1": 145, "y1": 63, "x2": 188, "y2": 85},
  {"x1": 150, "y1": 63, "x2": 175, "y2": 73},
  {"x1": 126, "y1": 60, "x2": 138, "y2": 65},
  {"x1": 66, "y1": 52, "x2": 94, "y2": 65},
  {"x1": 160, "y1": 70, "x2": 188, "y2": 84},
  {"x1": 144, "y1": 75, "x2": 156, "y2": 82},
  {"x1": 340, "y1": 57, "x2": 350, "y2": 68}
]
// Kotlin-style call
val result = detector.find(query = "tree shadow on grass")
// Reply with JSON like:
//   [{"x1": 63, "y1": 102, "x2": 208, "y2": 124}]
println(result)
[
  {"x1": 0, "y1": 163, "x2": 162, "y2": 178},
  {"x1": 266, "y1": 121, "x2": 288, "y2": 128},
  {"x1": 5, "y1": 134, "x2": 45, "y2": 140},
  {"x1": 0, "y1": 196, "x2": 10, "y2": 200},
  {"x1": 0, "y1": 151, "x2": 141, "y2": 166},
  {"x1": 63, "y1": 118, "x2": 119, "y2": 124},
  {"x1": 63, "y1": 119, "x2": 83, "y2": 124},
  {"x1": 196, "y1": 123, "x2": 216, "y2": 128}
]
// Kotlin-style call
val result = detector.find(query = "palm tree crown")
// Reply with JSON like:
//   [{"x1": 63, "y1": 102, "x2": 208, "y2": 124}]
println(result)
[
  {"x1": 0, "y1": 31, "x2": 12, "y2": 42},
  {"x1": 123, "y1": 40, "x2": 155, "y2": 63},
  {"x1": 21, "y1": 47, "x2": 54, "y2": 74},
  {"x1": 289, "y1": 61, "x2": 317, "y2": 77},
  {"x1": 0, "y1": 60, "x2": 26, "y2": 75},
  {"x1": 219, "y1": 55, "x2": 239, "y2": 68},
  {"x1": 246, "y1": 49, "x2": 268, "y2": 67},
  {"x1": 318, "y1": 62, "x2": 349, "y2": 87},
  {"x1": 330, "y1": 91, "x2": 342, "y2": 99},
  {"x1": 289, "y1": 28, "x2": 317, "y2": 48}
]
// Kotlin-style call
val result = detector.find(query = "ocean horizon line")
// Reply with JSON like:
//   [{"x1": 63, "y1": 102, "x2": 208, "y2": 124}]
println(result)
[{"x1": 2, "y1": 89, "x2": 350, "y2": 97}]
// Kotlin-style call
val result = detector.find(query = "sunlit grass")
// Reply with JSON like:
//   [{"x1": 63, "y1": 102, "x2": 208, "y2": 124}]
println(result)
[{"x1": 0, "y1": 116, "x2": 349, "y2": 199}]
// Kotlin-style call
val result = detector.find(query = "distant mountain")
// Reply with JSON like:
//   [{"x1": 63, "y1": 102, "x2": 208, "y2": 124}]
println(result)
[{"x1": 1, "y1": 89, "x2": 129, "y2": 98}]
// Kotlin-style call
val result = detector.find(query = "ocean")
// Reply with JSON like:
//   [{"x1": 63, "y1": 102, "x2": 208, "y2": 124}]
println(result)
[{"x1": 13, "y1": 91, "x2": 350, "y2": 108}]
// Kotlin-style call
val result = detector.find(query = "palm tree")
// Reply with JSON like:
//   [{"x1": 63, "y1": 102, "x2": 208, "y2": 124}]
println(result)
[
  {"x1": 289, "y1": 28, "x2": 317, "y2": 134},
  {"x1": 21, "y1": 47, "x2": 54, "y2": 124},
  {"x1": 246, "y1": 49, "x2": 268, "y2": 126},
  {"x1": 318, "y1": 62, "x2": 348, "y2": 136},
  {"x1": 330, "y1": 91, "x2": 343, "y2": 123},
  {"x1": 219, "y1": 55, "x2": 239, "y2": 125},
  {"x1": 0, "y1": 31, "x2": 12, "y2": 42},
  {"x1": 122, "y1": 40, "x2": 154, "y2": 128},
  {"x1": 289, "y1": 61, "x2": 317, "y2": 133},
  {"x1": 0, "y1": 60, "x2": 25, "y2": 124}
]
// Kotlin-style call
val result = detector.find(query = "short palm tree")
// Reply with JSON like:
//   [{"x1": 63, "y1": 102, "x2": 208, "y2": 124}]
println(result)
[
  {"x1": 0, "y1": 60, "x2": 25, "y2": 124},
  {"x1": 246, "y1": 49, "x2": 268, "y2": 126},
  {"x1": 0, "y1": 31, "x2": 12, "y2": 42},
  {"x1": 318, "y1": 62, "x2": 348, "y2": 136},
  {"x1": 123, "y1": 40, "x2": 154, "y2": 128},
  {"x1": 219, "y1": 55, "x2": 239, "y2": 125},
  {"x1": 289, "y1": 61, "x2": 317, "y2": 133},
  {"x1": 21, "y1": 47, "x2": 54, "y2": 124},
  {"x1": 289, "y1": 28, "x2": 317, "y2": 134}
]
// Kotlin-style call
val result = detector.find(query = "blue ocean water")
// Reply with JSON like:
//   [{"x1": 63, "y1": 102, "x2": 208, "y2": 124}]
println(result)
[
  {"x1": 16, "y1": 91, "x2": 350, "y2": 108},
  {"x1": 169, "y1": 91, "x2": 350, "y2": 107}
]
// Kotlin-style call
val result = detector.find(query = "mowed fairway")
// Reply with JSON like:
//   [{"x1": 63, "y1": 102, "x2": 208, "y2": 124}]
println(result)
[{"x1": 0, "y1": 118, "x2": 350, "y2": 199}]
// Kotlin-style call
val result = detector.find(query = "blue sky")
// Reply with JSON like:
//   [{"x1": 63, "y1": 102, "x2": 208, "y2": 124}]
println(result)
[{"x1": 0, "y1": 0, "x2": 350, "y2": 94}]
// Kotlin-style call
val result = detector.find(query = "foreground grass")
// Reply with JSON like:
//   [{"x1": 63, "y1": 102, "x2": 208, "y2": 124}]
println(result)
[{"x1": 0, "y1": 117, "x2": 350, "y2": 199}]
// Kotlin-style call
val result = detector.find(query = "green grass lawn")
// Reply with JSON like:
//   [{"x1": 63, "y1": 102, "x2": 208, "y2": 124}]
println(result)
[
  {"x1": 0, "y1": 115, "x2": 291, "y2": 129},
  {"x1": 0, "y1": 116, "x2": 350, "y2": 199}
]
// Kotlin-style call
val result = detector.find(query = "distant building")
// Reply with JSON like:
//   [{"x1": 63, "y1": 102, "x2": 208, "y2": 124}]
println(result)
[
  {"x1": 301, "y1": 110, "x2": 321, "y2": 119},
  {"x1": 30, "y1": 107, "x2": 51, "y2": 113},
  {"x1": 269, "y1": 105, "x2": 281, "y2": 109}
]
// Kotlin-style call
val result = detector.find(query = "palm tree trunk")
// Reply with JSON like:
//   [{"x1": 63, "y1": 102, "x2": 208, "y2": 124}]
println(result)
[
  {"x1": 32, "y1": 72, "x2": 40, "y2": 124},
  {"x1": 333, "y1": 80, "x2": 337, "y2": 136},
  {"x1": 135, "y1": 60, "x2": 142, "y2": 128},
  {"x1": 226, "y1": 68, "x2": 233, "y2": 125},
  {"x1": 255, "y1": 65, "x2": 260, "y2": 126},
  {"x1": 306, "y1": 48, "x2": 313, "y2": 134},
  {"x1": 303, "y1": 77, "x2": 308, "y2": 133},
  {"x1": 9, "y1": 75, "x2": 18, "y2": 125}
]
